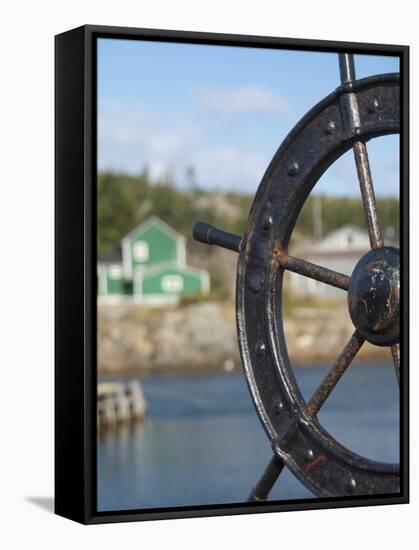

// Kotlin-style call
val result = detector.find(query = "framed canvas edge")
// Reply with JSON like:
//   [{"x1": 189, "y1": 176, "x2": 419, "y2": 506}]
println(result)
[{"x1": 54, "y1": 24, "x2": 409, "y2": 526}]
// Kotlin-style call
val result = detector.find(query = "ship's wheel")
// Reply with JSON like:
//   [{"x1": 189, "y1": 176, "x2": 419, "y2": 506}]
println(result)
[{"x1": 193, "y1": 53, "x2": 400, "y2": 499}]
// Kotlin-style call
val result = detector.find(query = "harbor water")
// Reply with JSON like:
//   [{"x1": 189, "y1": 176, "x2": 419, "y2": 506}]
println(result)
[{"x1": 97, "y1": 360, "x2": 399, "y2": 511}]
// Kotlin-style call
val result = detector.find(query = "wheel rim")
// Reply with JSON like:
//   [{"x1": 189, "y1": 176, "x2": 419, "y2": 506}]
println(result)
[{"x1": 237, "y1": 73, "x2": 400, "y2": 497}]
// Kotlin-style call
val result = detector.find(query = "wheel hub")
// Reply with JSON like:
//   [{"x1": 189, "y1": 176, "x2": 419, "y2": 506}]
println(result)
[{"x1": 348, "y1": 246, "x2": 399, "y2": 346}]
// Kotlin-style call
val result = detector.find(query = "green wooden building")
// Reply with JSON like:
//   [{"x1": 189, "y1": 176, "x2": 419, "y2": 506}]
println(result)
[{"x1": 98, "y1": 216, "x2": 209, "y2": 305}]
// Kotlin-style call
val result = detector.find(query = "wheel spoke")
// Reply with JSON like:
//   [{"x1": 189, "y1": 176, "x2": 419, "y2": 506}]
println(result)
[
  {"x1": 340, "y1": 53, "x2": 384, "y2": 248},
  {"x1": 248, "y1": 331, "x2": 365, "y2": 502},
  {"x1": 305, "y1": 330, "x2": 365, "y2": 418},
  {"x1": 353, "y1": 141, "x2": 384, "y2": 249},
  {"x1": 339, "y1": 53, "x2": 356, "y2": 83},
  {"x1": 391, "y1": 343, "x2": 400, "y2": 385},
  {"x1": 247, "y1": 455, "x2": 285, "y2": 502},
  {"x1": 276, "y1": 251, "x2": 350, "y2": 291}
]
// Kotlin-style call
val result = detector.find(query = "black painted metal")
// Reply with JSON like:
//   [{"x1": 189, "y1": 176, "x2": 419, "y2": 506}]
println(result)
[
  {"x1": 193, "y1": 222, "x2": 242, "y2": 252},
  {"x1": 348, "y1": 247, "x2": 399, "y2": 346},
  {"x1": 339, "y1": 53, "x2": 356, "y2": 83},
  {"x1": 193, "y1": 54, "x2": 400, "y2": 500},
  {"x1": 248, "y1": 455, "x2": 285, "y2": 502}
]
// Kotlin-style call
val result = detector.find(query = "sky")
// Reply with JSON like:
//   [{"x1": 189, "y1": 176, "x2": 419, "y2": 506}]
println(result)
[{"x1": 97, "y1": 39, "x2": 400, "y2": 196}]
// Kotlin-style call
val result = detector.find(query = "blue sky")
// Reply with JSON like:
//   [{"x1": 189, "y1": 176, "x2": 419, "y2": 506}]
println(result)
[{"x1": 97, "y1": 39, "x2": 399, "y2": 196}]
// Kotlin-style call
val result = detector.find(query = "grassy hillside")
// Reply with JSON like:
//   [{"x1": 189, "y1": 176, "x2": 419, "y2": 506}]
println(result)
[
  {"x1": 98, "y1": 170, "x2": 399, "y2": 256},
  {"x1": 97, "y1": 170, "x2": 399, "y2": 302}
]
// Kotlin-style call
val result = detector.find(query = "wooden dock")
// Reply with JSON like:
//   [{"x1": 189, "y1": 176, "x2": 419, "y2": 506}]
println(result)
[{"x1": 97, "y1": 380, "x2": 146, "y2": 429}]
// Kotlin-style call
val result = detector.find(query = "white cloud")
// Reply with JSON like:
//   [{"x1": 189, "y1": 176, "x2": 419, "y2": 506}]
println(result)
[
  {"x1": 196, "y1": 84, "x2": 290, "y2": 116},
  {"x1": 98, "y1": 98, "x2": 274, "y2": 190},
  {"x1": 98, "y1": 97, "x2": 398, "y2": 196},
  {"x1": 98, "y1": 99, "x2": 200, "y2": 179},
  {"x1": 191, "y1": 147, "x2": 269, "y2": 189}
]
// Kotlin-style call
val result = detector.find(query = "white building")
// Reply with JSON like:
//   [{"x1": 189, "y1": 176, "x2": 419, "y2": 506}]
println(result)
[{"x1": 289, "y1": 225, "x2": 370, "y2": 299}]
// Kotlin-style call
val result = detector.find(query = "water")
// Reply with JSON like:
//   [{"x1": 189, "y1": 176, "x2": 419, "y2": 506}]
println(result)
[{"x1": 97, "y1": 361, "x2": 399, "y2": 511}]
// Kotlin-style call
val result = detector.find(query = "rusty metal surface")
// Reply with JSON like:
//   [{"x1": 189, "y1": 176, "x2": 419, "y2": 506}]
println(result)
[
  {"x1": 236, "y1": 70, "x2": 400, "y2": 498},
  {"x1": 305, "y1": 331, "x2": 365, "y2": 418},
  {"x1": 339, "y1": 53, "x2": 385, "y2": 250},
  {"x1": 353, "y1": 141, "x2": 384, "y2": 248},
  {"x1": 275, "y1": 249, "x2": 350, "y2": 291},
  {"x1": 194, "y1": 57, "x2": 401, "y2": 500}
]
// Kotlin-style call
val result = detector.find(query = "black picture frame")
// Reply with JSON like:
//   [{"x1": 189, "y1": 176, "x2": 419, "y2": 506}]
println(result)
[{"x1": 55, "y1": 24, "x2": 409, "y2": 525}]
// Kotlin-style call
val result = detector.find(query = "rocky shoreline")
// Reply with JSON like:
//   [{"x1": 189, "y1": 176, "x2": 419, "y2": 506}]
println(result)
[{"x1": 97, "y1": 301, "x2": 388, "y2": 375}]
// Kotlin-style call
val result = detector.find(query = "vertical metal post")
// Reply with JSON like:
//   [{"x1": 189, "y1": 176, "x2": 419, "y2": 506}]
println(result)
[
  {"x1": 339, "y1": 52, "x2": 384, "y2": 249},
  {"x1": 339, "y1": 53, "x2": 356, "y2": 83}
]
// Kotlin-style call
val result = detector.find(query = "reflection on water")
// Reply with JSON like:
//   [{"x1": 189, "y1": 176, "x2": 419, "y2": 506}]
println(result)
[{"x1": 97, "y1": 361, "x2": 399, "y2": 512}]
